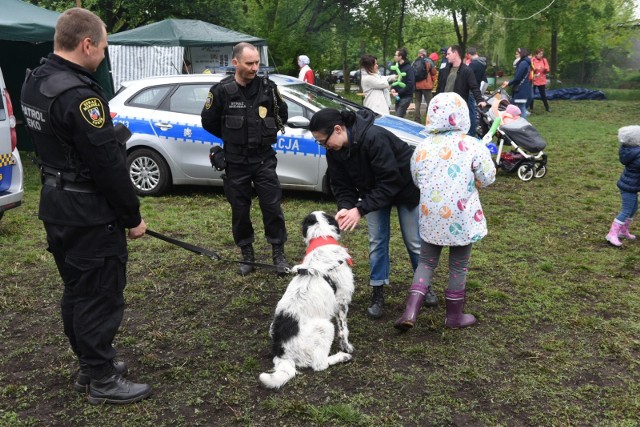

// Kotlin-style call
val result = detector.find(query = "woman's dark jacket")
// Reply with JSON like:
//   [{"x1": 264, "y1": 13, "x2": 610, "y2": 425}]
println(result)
[{"x1": 327, "y1": 109, "x2": 419, "y2": 215}]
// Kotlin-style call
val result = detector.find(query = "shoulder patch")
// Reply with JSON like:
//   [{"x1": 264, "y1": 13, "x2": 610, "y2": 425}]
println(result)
[
  {"x1": 204, "y1": 91, "x2": 213, "y2": 110},
  {"x1": 79, "y1": 97, "x2": 106, "y2": 128}
]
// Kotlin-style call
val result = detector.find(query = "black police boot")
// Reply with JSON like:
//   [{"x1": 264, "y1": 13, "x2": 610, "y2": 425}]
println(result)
[
  {"x1": 367, "y1": 286, "x2": 385, "y2": 319},
  {"x1": 87, "y1": 371, "x2": 152, "y2": 405},
  {"x1": 423, "y1": 286, "x2": 439, "y2": 307},
  {"x1": 272, "y1": 244, "x2": 289, "y2": 277},
  {"x1": 74, "y1": 360, "x2": 128, "y2": 392},
  {"x1": 238, "y1": 244, "x2": 255, "y2": 276}
]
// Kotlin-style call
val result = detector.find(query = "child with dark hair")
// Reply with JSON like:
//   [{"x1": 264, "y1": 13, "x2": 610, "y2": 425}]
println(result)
[{"x1": 309, "y1": 108, "x2": 437, "y2": 318}]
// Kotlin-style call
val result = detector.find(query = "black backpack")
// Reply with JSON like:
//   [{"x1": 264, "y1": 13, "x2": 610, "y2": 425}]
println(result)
[{"x1": 412, "y1": 57, "x2": 427, "y2": 81}]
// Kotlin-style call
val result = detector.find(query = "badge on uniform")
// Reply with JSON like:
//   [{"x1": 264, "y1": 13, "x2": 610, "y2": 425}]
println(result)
[
  {"x1": 79, "y1": 97, "x2": 106, "y2": 128},
  {"x1": 205, "y1": 92, "x2": 213, "y2": 110},
  {"x1": 259, "y1": 106, "x2": 267, "y2": 119}
]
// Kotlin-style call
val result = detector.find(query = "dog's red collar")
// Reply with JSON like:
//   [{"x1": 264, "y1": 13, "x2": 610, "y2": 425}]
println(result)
[{"x1": 305, "y1": 237, "x2": 353, "y2": 266}]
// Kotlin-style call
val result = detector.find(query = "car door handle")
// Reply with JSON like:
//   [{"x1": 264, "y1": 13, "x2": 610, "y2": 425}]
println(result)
[{"x1": 154, "y1": 121, "x2": 173, "y2": 131}]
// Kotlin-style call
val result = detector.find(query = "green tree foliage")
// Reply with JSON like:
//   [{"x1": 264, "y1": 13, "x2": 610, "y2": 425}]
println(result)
[{"x1": 29, "y1": 0, "x2": 638, "y2": 86}]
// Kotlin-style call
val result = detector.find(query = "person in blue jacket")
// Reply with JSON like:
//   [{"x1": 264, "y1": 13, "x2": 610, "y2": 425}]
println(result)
[
  {"x1": 501, "y1": 48, "x2": 532, "y2": 119},
  {"x1": 606, "y1": 125, "x2": 640, "y2": 247}
]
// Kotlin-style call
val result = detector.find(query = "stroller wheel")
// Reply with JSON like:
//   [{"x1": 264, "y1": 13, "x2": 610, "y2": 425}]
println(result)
[
  {"x1": 534, "y1": 164, "x2": 547, "y2": 179},
  {"x1": 517, "y1": 163, "x2": 535, "y2": 181}
]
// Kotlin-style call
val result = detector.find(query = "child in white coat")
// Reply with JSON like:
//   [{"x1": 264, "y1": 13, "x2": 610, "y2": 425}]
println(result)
[{"x1": 395, "y1": 92, "x2": 496, "y2": 331}]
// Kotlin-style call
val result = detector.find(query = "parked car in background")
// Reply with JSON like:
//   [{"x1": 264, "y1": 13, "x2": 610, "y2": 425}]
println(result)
[
  {"x1": 349, "y1": 70, "x2": 361, "y2": 85},
  {"x1": 109, "y1": 74, "x2": 428, "y2": 196},
  {"x1": 329, "y1": 70, "x2": 344, "y2": 83},
  {"x1": 0, "y1": 66, "x2": 24, "y2": 221}
]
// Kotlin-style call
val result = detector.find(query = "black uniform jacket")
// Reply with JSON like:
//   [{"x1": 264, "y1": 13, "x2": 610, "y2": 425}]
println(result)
[
  {"x1": 327, "y1": 109, "x2": 419, "y2": 216},
  {"x1": 21, "y1": 54, "x2": 141, "y2": 228},
  {"x1": 201, "y1": 75, "x2": 288, "y2": 164}
]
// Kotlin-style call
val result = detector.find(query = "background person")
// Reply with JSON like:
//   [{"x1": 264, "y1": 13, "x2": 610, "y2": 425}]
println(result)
[
  {"x1": 605, "y1": 125, "x2": 640, "y2": 247},
  {"x1": 309, "y1": 108, "x2": 438, "y2": 319},
  {"x1": 297, "y1": 54, "x2": 315, "y2": 84},
  {"x1": 467, "y1": 47, "x2": 488, "y2": 137},
  {"x1": 395, "y1": 92, "x2": 496, "y2": 331},
  {"x1": 502, "y1": 48, "x2": 532, "y2": 119},
  {"x1": 389, "y1": 47, "x2": 415, "y2": 118},
  {"x1": 20, "y1": 7, "x2": 151, "y2": 405},
  {"x1": 412, "y1": 48, "x2": 437, "y2": 124},
  {"x1": 202, "y1": 42, "x2": 289, "y2": 276},
  {"x1": 531, "y1": 48, "x2": 551, "y2": 112},
  {"x1": 359, "y1": 54, "x2": 397, "y2": 115},
  {"x1": 436, "y1": 45, "x2": 486, "y2": 128}
]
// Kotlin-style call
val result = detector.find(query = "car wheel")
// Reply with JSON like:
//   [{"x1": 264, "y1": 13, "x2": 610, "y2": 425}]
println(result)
[
  {"x1": 127, "y1": 148, "x2": 171, "y2": 196},
  {"x1": 517, "y1": 163, "x2": 534, "y2": 182}
]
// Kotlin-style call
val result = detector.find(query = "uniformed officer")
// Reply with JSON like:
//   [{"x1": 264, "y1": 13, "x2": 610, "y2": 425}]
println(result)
[
  {"x1": 20, "y1": 8, "x2": 151, "y2": 404},
  {"x1": 201, "y1": 42, "x2": 289, "y2": 276}
]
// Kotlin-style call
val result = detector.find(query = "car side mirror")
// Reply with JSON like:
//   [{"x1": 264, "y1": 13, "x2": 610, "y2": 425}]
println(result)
[{"x1": 287, "y1": 116, "x2": 310, "y2": 129}]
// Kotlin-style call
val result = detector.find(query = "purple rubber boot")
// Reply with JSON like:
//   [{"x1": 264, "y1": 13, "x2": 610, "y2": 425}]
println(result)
[
  {"x1": 444, "y1": 289, "x2": 477, "y2": 329},
  {"x1": 394, "y1": 284, "x2": 428, "y2": 331}
]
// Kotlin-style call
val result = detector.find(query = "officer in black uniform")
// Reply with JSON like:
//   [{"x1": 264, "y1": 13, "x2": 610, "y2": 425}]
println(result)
[
  {"x1": 201, "y1": 42, "x2": 289, "y2": 276},
  {"x1": 20, "y1": 8, "x2": 151, "y2": 405}
]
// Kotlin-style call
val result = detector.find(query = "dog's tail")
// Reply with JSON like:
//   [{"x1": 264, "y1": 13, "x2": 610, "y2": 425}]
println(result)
[{"x1": 259, "y1": 357, "x2": 296, "y2": 389}]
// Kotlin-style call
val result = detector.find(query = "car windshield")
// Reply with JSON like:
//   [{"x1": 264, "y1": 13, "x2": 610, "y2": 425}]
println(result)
[{"x1": 278, "y1": 83, "x2": 362, "y2": 112}]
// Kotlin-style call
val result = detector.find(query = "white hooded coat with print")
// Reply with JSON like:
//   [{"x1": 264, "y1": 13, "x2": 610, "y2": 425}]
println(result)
[{"x1": 410, "y1": 92, "x2": 496, "y2": 246}]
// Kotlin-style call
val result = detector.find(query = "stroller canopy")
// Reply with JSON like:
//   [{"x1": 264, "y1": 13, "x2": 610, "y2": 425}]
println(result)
[{"x1": 501, "y1": 118, "x2": 547, "y2": 153}]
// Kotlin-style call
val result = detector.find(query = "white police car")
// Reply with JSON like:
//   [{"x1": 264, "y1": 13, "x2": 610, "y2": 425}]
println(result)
[
  {"x1": 109, "y1": 74, "x2": 427, "y2": 196},
  {"x1": 0, "y1": 66, "x2": 24, "y2": 221}
]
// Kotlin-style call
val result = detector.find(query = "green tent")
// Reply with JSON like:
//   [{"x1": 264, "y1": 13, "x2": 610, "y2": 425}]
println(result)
[
  {"x1": 108, "y1": 19, "x2": 266, "y2": 47},
  {"x1": 0, "y1": 0, "x2": 114, "y2": 150}
]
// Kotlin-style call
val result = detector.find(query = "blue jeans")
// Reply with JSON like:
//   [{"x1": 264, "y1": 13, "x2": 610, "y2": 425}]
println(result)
[
  {"x1": 616, "y1": 191, "x2": 638, "y2": 222},
  {"x1": 365, "y1": 204, "x2": 420, "y2": 286},
  {"x1": 467, "y1": 94, "x2": 477, "y2": 137}
]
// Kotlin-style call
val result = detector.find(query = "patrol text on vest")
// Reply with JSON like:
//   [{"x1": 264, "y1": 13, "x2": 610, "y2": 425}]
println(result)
[{"x1": 22, "y1": 105, "x2": 46, "y2": 130}]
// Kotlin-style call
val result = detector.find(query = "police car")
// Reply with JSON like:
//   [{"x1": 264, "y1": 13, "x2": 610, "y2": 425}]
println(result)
[
  {"x1": 109, "y1": 74, "x2": 428, "y2": 196},
  {"x1": 0, "y1": 66, "x2": 24, "y2": 221}
]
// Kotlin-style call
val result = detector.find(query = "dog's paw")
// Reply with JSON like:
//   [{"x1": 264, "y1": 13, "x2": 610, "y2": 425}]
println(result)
[
  {"x1": 341, "y1": 343, "x2": 355, "y2": 354},
  {"x1": 339, "y1": 352, "x2": 353, "y2": 363}
]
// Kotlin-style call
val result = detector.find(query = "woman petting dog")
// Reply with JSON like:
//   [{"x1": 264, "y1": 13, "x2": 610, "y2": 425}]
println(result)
[
  {"x1": 309, "y1": 108, "x2": 437, "y2": 319},
  {"x1": 395, "y1": 92, "x2": 496, "y2": 331}
]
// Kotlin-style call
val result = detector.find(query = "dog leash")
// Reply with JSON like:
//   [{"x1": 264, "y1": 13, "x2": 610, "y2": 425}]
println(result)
[{"x1": 146, "y1": 229, "x2": 291, "y2": 274}]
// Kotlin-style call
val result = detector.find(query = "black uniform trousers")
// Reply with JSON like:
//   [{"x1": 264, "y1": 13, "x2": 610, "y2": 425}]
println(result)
[
  {"x1": 44, "y1": 221, "x2": 128, "y2": 378},
  {"x1": 223, "y1": 155, "x2": 287, "y2": 247}
]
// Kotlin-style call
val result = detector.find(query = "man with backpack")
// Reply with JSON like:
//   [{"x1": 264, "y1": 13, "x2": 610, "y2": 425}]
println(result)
[{"x1": 413, "y1": 49, "x2": 437, "y2": 124}]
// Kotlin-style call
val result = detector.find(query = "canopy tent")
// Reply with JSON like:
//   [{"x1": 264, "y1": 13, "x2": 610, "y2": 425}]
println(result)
[
  {"x1": 0, "y1": 0, "x2": 114, "y2": 151},
  {"x1": 108, "y1": 19, "x2": 266, "y2": 47},
  {"x1": 0, "y1": 0, "x2": 59, "y2": 42},
  {"x1": 108, "y1": 19, "x2": 269, "y2": 90}
]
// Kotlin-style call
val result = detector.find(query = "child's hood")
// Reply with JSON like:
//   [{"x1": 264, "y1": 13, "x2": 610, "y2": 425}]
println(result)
[
  {"x1": 425, "y1": 92, "x2": 470, "y2": 135},
  {"x1": 618, "y1": 125, "x2": 640, "y2": 147}
]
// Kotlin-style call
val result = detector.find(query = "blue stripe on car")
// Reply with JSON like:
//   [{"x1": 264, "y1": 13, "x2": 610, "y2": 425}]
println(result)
[{"x1": 114, "y1": 115, "x2": 325, "y2": 157}]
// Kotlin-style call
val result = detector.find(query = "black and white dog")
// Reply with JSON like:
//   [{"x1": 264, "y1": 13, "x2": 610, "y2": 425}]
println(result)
[{"x1": 259, "y1": 211, "x2": 355, "y2": 389}]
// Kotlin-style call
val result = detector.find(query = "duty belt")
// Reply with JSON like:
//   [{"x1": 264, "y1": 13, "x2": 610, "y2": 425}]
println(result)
[
  {"x1": 42, "y1": 173, "x2": 98, "y2": 193},
  {"x1": 223, "y1": 144, "x2": 272, "y2": 156}
]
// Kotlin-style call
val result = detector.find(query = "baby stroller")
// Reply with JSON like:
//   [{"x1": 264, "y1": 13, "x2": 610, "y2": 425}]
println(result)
[{"x1": 478, "y1": 90, "x2": 548, "y2": 182}]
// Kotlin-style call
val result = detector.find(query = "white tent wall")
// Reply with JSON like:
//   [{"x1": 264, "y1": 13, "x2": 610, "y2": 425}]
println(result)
[{"x1": 109, "y1": 45, "x2": 185, "y2": 90}]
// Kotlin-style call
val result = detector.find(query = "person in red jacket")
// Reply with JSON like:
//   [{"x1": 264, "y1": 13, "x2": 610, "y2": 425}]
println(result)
[
  {"x1": 297, "y1": 55, "x2": 315, "y2": 85},
  {"x1": 531, "y1": 48, "x2": 551, "y2": 112}
]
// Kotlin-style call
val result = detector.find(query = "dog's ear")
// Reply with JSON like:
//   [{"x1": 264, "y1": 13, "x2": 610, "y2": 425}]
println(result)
[
  {"x1": 302, "y1": 213, "x2": 318, "y2": 237},
  {"x1": 322, "y1": 212, "x2": 340, "y2": 235}
]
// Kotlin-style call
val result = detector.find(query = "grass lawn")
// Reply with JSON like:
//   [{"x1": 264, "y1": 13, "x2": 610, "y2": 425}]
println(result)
[{"x1": 1, "y1": 99, "x2": 639, "y2": 426}]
